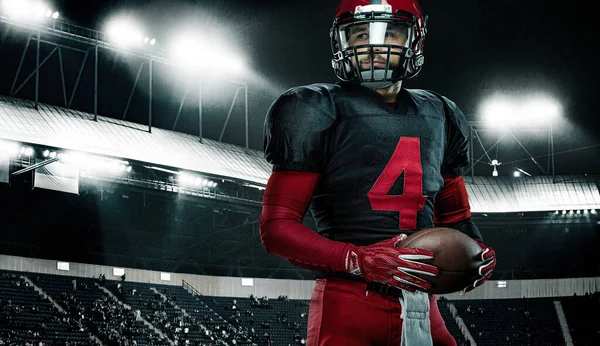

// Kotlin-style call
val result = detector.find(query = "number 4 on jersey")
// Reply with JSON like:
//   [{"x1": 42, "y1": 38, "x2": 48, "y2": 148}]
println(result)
[{"x1": 367, "y1": 137, "x2": 427, "y2": 230}]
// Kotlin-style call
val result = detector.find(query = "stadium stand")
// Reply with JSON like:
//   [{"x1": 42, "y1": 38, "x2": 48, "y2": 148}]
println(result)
[
  {"x1": 204, "y1": 295, "x2": 309, "y2": 346},
  {"x1": 453, "y1": 298, "x2": 564, "y2": 346},
  {"x1": 0, "y1": 271, "x2": 92, "y2": 346},
  {"x1": 30, "y1": 272, "x2": 169, "y2": 346},
  {"x1": 4, "y1": 268, "x2": 599, "y2": 345},
  {"x1": 561, "y1": 292, "x2": 600, "y2": 346},
  {"x1": 157, "y1": 284, "x2": 257, "y2": 345},
  {"x1": 436, "y1": 297, "x2": 470, "y2": 346},
  {"x1": 105, "y1": 281, "x2": 254, "y2": 345}
]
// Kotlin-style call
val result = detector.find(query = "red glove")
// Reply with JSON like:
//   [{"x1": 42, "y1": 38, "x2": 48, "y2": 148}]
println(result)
[
  {"x1": 464, "y1": 240, "x2": 496, "y2": 292},
  {"x1": 345, "y1": 234, "x2": 439, "y2": 292}
]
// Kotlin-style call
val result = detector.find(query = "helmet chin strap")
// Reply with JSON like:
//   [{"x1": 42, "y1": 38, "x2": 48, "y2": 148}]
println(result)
[{"x1": 359, "y1": 69, "x2": 394, "y2": 89}]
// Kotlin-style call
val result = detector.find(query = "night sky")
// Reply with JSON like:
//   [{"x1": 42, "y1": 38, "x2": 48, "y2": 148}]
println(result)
[{"x1": 3, "y1": 0, "x2": 597, "y2": 175}]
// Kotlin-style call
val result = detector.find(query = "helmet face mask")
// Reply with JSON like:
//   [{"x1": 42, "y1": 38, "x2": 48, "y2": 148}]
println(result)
[{"x1": 330, "y1": 0, "x2": 427, "y2": 87}]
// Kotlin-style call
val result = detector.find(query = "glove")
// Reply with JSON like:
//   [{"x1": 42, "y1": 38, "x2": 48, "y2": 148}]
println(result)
[
  {"x1": 345, "y1": 234, "x2": 439, "y2": 292},
  {"x1": 463, "y1": 240, "x2": 496, "y2": 293}
]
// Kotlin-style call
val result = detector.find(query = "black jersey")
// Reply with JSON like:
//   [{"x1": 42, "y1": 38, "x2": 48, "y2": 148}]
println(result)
[{"x1": 264, "y1": 82, "x2": 470, "y2": 246}]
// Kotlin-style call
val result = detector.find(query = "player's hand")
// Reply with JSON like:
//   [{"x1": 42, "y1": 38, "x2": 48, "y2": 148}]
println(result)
[
  {"x1": 463, "y1": 240, "x2": 496, "y2": 293},
  {"x1": 345, "y1": 234, "x2": 438, "y2": 292}
]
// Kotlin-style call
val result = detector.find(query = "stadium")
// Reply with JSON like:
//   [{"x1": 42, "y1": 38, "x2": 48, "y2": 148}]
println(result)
[{"x1": 0, "y1": 0, "x2": 598, "y2": 345}]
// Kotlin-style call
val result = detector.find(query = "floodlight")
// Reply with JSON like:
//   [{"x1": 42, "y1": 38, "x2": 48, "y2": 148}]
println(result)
[
  {"x1": 170, "y1": 36, "x2": 207, "y2": 69},
  {"x1": 178, "y1": 172, "x2": 195, "y2": 186},
  {"x1": 60, "y1": 151, "x2": 130, "y2": 176},
  {"x1": 143, "y1": 37, "x2": 156, "y2": 46},
  {"x1": 481, "y1": 96, "x2": 513, "y2": 128},
  {"x1": 177, "y1": 172, "x2": 219, "y2": 189},
  {"x1": 169, "y1": 34, "x2": 246, "y2": 74},
  {"x1": 1, "y1": 0, "x2": 55, "y2": 22},
  {"x1": 480, "y1": 93, "x2": 562, "y2": 128},
  {"x1": 0, "y1": 140, "x2": 19, "y2": 158},
  {"x1": 223, "y1": 56, "x2": 245, "y2": 73},
  {"x1": 521, "y1": 97, "x2": 561, "y2": 122},
  {"x1": 105, "y1": 16, "x2": 146, "y2": 48},
  {"x1": 515, "y1": 167, "x2": 532, "y2": 177},
  {"x1": 20, "y1": 146, "x2": 34, "y2": 156}
]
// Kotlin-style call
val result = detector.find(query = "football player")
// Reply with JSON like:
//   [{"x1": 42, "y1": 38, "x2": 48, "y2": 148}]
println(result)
[{"x1": 259, "y1": 0, "x2": 496, "y2": 345}]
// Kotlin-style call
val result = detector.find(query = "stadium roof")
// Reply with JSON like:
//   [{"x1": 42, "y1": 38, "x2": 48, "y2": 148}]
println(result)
[
  {"x1": 464, "y1": 175, "x2": 600, "y2": 213},
  {"x1": 0, "y1": 95, "x2": 271, "y2": 185},
  {"x1": 1, "y1": 95, "x2": 599, "y2": 213}
]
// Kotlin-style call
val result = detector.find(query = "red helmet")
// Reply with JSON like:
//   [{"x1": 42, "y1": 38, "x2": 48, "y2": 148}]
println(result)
[{"x1": 330, "y1": 0, "x2": 428, "y2": 86}]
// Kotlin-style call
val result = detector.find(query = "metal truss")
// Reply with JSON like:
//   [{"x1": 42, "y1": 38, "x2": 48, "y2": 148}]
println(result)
[
  {"x1": 9, "y1": 157, "x2": 263, "y2": 207},
  {"x1": 0, "y1": 15, "x2": 251, "y2": 153},
  {"x1": 0, "y1": 16, "x2": 274, "y2": 278},
  {"x1": 466, "y1": 121, "x2": 555, "y2": 178}
]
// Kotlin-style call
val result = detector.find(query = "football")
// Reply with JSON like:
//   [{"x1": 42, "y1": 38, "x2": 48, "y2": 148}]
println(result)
[{"x1": 398, "y1": 227, "x2": 484, "y2": 294}]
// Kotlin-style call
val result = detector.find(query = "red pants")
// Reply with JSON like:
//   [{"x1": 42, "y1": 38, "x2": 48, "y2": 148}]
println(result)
[{"x1": 307, "y1": 277, "x2": 457, "y2": 346}]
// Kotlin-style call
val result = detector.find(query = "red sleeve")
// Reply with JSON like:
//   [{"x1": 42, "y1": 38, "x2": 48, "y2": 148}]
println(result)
[
  {"x1": 259, "y1": 171, "x2": 352, "y2": 273},
  {"x1": 433, "y1": 176, "x2": 472, "y2": 224}
]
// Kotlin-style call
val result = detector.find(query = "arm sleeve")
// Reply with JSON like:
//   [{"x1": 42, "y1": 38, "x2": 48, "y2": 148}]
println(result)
[
  {"x1": 434, "y1": 176, "x2": 483, "y2": 242},
  {"x1": 440, "y1": 96, "x2": 471, "y2": 178},
  {"x1": 263, "y1": 86, "x2": 336, "y2": 173},
  {"x1": 433, "y1": 176, "x2": 471, "y2": 224},
  {"x1": 259, "y1": 171, "x2": 352, "y2": 272}
]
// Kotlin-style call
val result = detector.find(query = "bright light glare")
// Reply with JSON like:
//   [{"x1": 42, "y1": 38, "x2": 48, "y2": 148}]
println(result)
[
  {"x1": 106, "y1": 17, "x2": 145, "y2": 48},
  {"x1": 0, "y1": 140, "x2": 20, "y2": 158},
  {"x1": 169, "y1": 34, "x2": 245, "y2": 74},
  {"x1": 60, "y1": 151, "x2": 130, "y2": 175},
  {"x1": 171, "y1": 37, "x2": 205, "y2": 67},
  {"x1": 1, "y1": 0, "x2": 55, "y2": 22},
  {"x1": 143, "y1": 37, "x2": 156, "y2": 45},
  {"x1": 227, "y1": 56, "x2": 245, "y2": 73},
  {"x1": 480, "y1": 94, "x2": 562, "y2": 128},
  {"x1": 20, "y1": 146, "x2": 34, "y2": 156},
  {"x1": 178, "y1": 172, "x2": 218, "y2": 188}
]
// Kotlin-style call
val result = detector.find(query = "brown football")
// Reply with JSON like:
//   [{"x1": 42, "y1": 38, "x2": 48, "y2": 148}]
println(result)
[{"x1": 398, "y1": 227, "x2": 484, "y2": 294}]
